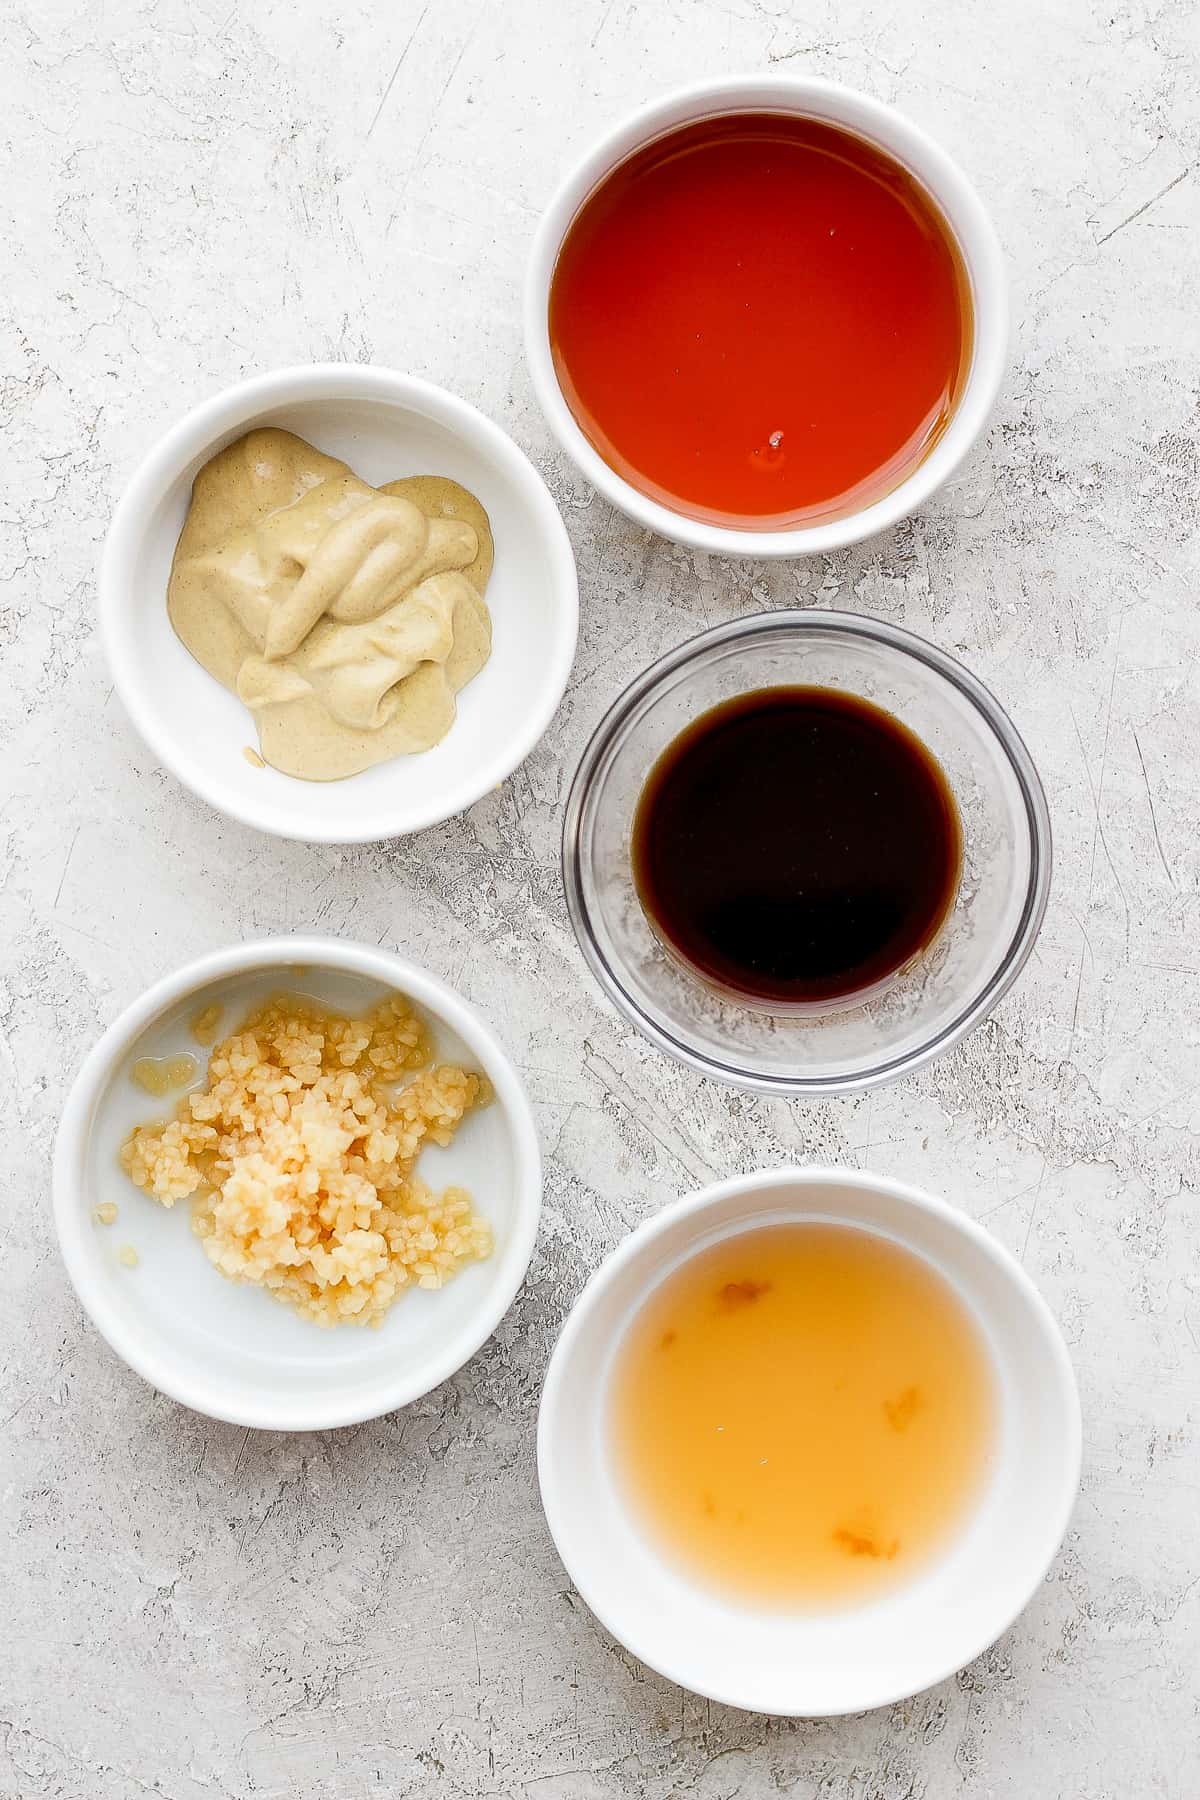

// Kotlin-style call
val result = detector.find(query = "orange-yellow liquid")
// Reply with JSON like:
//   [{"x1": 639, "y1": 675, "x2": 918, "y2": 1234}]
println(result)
[{"x1": 610, "y1": 1223, "x2": 996, "y2": 1609}]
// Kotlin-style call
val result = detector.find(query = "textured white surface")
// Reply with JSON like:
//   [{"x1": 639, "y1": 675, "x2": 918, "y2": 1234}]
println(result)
[{"x1": 1, "y1": 2, "x2": 1198, "y2": 1796}]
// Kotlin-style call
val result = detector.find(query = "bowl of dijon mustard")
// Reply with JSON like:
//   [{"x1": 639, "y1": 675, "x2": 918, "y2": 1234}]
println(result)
[{"x1": 101, "y1": 366, "x2": 579, "y2": 842}]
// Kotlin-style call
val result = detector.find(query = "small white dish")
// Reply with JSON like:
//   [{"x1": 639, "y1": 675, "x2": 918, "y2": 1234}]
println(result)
[
  {"x1": 101, "y1": 365, "x2": 579, "y2": 842},
  {"x1": 54, "y1": 937, "x2": 542, "y2": 1430},
  {"x1": 538, "y1": 1168, "x2": 1080, "y2": 1716},
  {"x1": 525, "y1": 75, "x2": 1007, "y2": 558}
]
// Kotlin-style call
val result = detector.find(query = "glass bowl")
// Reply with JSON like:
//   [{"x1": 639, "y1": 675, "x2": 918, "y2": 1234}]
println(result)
[{"x1": 562, "y1": 611, "x2": 1051, "y2": 1096}]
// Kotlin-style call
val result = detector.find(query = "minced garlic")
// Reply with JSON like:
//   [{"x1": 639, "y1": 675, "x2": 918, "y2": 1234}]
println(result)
[
  {"x1": 189, "y1": 1003, "x2": 223, "y2": 1047},
  {"x1": 120, "y1": 992, "x2": 493, "y2": 1328}
]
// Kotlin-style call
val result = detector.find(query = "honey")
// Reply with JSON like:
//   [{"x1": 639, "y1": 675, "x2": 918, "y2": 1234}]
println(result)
[
  {"x1": 549, "y1": 112, "x2": 971, "y2": 527},
  {"x1": 610, "y1": 1223, "x2": 996, "y2": 1609}
]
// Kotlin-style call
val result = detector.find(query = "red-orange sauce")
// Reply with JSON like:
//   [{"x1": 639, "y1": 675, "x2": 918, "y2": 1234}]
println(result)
[{"x1": 548, "y1": 113, "x2": 973, "y2": 528}]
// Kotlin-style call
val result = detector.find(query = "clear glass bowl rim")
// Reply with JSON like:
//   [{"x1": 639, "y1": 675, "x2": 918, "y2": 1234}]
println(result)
[{"x1": 561, "y1": 609, "x2": 1053, "y2": 1097}]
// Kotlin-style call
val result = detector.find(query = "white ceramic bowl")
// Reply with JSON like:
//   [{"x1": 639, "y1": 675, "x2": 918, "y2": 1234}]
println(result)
[
  {"x1": 525, "y1": 76, "x2": 1007, "y2": 557},
  {"x1": 54, "y1": 937, "x2": 542, "y2": 1430},
  {"x1": 538, "y1": 1168, "x2": 1080, "y2": 1716},
  {"x1": 101, "y1": 366, "x2": 579, "y2": 842}
]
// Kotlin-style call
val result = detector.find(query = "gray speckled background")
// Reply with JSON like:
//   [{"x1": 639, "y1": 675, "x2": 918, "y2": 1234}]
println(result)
[{"x1": 2, "y1": 1, "x2": 1198, "y2": 1795}]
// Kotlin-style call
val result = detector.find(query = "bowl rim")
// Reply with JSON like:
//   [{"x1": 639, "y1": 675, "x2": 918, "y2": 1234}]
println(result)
[
  {"x1": 524, "y1": 72, "x2": 1008, "y2": 558},
  {"x1": 537, "y1": 1164, "x2": 1083, "y2": 1716},
  {"x1": 99, "y1": 363, "x2": 579, "y2": 844},
  {"x1": 52, "y1": 935, "x2": 543, "y2": 1430},
  {"x1": 562, "y1": 608, "x2": 1053, "y2": 1096}
]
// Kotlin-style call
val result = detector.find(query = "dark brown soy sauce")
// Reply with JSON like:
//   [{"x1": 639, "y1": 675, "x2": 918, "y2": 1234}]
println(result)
[{"x1": 631, "y1": 687, "x2": 962, "y2": 1007}]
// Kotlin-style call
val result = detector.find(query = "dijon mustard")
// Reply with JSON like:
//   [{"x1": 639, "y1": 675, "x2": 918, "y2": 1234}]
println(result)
[{"x1": 167, "y1": 429, "x2": 494, "y2": 781}]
